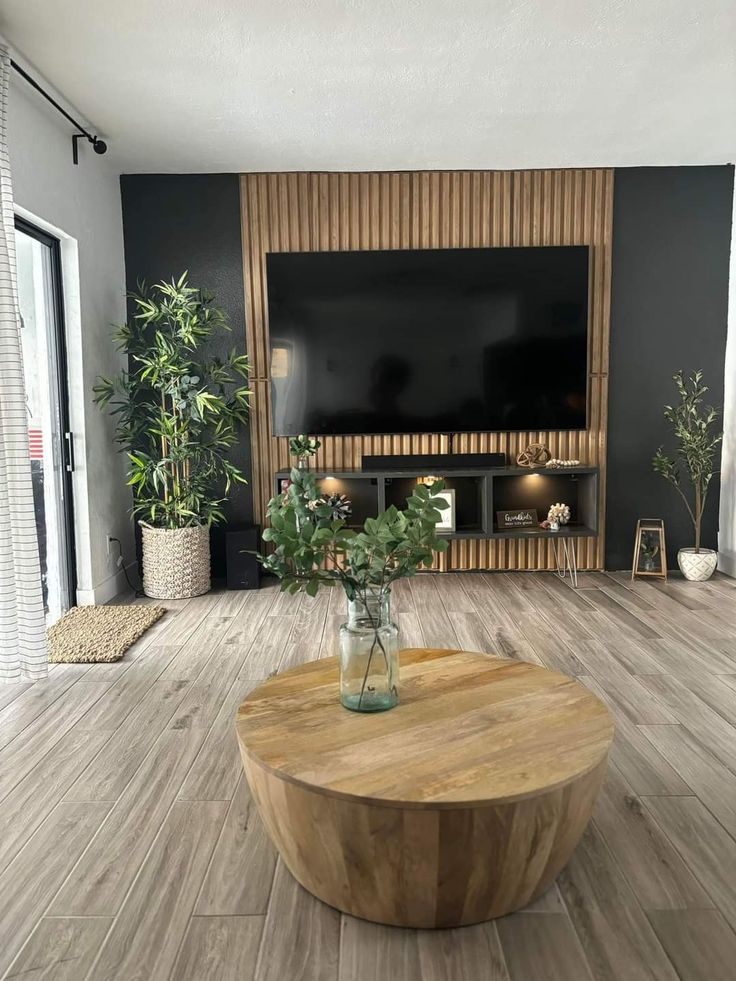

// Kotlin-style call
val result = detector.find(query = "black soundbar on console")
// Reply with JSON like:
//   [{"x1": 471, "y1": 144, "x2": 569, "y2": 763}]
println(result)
[{"x1": 361, "y1": 453, "x2": 506, "y2": 471}]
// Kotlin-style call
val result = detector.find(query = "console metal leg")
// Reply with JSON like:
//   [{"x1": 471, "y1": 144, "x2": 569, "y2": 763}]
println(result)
[{"x1": 551, "y1": 537, "x2": 578, "y2": 588}]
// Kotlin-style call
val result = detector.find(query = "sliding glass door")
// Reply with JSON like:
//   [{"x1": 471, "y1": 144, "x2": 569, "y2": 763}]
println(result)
[{"x1": 14, "y1": 218, "x2": 76, "y2": 622}]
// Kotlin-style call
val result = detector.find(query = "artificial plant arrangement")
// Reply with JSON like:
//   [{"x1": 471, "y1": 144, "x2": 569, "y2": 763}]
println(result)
[
  {"x1": 653, "y1": 370, "x2": 722, "y2": 581},
  {"x1": 95, "y1": 273, "x2": 251, "y2": 598},
  {"x1": 260, "y1": 467, "x2": 449, "y2": 710},
  {"x1": 289, "y1": 434, "x2": 321, "y2": 469}
]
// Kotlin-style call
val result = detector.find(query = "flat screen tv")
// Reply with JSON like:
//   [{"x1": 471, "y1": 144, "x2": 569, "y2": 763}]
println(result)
[{"x1": 268, "y1": 245, "x2": 589, "y2": 436}]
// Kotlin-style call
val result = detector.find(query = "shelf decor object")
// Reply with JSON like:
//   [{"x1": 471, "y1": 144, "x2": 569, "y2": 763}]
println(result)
[
  {"x1": 631, "y1": 518, "x2": 668, "y2": 581},
  {"x1": 236, "y1": 648, "x2": 614, "y2": 928},
  {"x1": 516, "y1": 442, "x2": 552, "y2": 468}
]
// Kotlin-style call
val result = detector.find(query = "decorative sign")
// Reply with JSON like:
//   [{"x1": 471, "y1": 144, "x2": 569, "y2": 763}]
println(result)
[{"x1": 496, "y1": 508, "x2": 538, "y2": 529}]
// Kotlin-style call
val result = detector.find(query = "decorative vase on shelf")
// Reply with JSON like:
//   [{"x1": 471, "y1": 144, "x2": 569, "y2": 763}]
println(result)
[
  {"x1": 339, "y1": 590, "x2": 399, "y2": 712},
  {"x1": 297, "y1": 455, "x2": 310, "y2": 470},
  {"x1": 549, "y1": 520, "x2": 560, "y2": 532}
]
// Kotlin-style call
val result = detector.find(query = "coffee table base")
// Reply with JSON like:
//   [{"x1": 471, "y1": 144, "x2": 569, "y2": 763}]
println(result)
[{"x1": 242, "y1": 754, "x2": 607, "y2": 929}]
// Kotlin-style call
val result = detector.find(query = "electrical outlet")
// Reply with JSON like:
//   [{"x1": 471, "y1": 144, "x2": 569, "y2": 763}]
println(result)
[{"x1": 106, "y1": 534, "x2": 114, "y2": 556}]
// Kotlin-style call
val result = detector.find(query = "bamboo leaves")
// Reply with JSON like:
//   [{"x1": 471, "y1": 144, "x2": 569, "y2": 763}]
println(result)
[{"x1": 95, "y1": 274, "x2": 251, "y2": 530}]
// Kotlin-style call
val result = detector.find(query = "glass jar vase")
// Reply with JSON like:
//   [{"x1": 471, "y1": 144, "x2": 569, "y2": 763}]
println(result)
[{"x1": 339, "y1": 590, "x2": 399, "y2": 712}]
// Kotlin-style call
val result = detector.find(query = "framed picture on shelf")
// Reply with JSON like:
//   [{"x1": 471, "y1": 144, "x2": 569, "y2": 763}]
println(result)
[{"x1": 435, "y1": 488, "x2": 456, "y2": 533}]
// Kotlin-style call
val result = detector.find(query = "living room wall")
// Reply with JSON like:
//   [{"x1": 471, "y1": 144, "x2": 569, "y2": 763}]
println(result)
[
  {"x1": 120, "y1": 166, "x2": 734, "y2": 573},
  {"x1": 605, "y1": 166, "x2": 734, "y2": 570},
  {"x1": 120, "y1": 174, "x2": 252, "y2": 577}
]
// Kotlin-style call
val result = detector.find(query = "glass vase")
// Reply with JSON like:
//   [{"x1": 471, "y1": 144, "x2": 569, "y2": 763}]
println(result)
[{"x1": 339, "y1": 590, "x2": 399, "y2": 712}]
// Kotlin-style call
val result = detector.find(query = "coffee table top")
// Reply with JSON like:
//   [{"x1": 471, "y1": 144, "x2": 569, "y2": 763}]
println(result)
[{"x1": 236, "y1": 648, "x2": 614, "y2": 810}]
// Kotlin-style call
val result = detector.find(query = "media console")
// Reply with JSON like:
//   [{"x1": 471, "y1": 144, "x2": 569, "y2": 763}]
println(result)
[{"x1": 274, "y1": 464, "x2": 599, "y2": 542}]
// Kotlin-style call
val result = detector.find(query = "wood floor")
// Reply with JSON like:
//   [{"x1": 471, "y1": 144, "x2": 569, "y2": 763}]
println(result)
[{"x1": 2, "y1": 571, "x2": 736, "y2": 980}]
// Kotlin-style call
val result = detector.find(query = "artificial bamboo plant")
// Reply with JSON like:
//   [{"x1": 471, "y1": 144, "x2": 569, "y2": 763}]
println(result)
[
  {"x1": 94, "y1": 273, "x2": 251, "y2": 528},
  {"x1": 652, "y1": 370, "x2": 722, "y2": 553}
]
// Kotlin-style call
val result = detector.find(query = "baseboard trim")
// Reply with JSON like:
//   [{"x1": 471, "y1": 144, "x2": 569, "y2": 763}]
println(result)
[
  {"x1": 717, "y1": 552, "x2": 736, "y2": 579},
  {"x1": 77, "y1": 562, "x2": 139, "y2": 606}
]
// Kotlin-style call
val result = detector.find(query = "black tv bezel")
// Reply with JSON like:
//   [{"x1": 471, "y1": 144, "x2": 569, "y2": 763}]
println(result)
[{"x1": 267, "y1": 243, "x2": 591, "y2": 437}]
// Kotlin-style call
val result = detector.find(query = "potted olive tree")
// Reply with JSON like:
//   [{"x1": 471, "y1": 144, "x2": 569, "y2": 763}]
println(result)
[
  {"x1": 95, "y1": 273, "x2": 251, "y2": 598},
  {"x1": 653, "y1": 370, "x2": 722, "y2": 581},
  {"x1": 260, "y1": 468, "x2": 448, "y2": 711}
]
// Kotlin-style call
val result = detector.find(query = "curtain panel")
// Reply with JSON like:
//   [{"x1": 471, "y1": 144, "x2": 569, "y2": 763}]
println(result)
[{"x1": 0, "y1": 45, "x2": 48, "y2": 681}]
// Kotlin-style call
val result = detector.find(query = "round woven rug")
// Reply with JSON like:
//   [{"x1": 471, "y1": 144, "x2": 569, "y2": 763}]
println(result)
[{"x1": 47, "y1": 605, "x2": 166, "y2": 663}]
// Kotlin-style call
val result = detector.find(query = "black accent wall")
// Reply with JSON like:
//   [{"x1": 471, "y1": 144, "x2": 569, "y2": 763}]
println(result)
[
  {"x1": 120, "y1": 175, "x2": 253, "y2": 577},
  {"x1": 606, "y1": 166, "x2": 734, "y2": 569},
  {"x1": 120, "y1": 168, "x2": 734, "y2": 575}
]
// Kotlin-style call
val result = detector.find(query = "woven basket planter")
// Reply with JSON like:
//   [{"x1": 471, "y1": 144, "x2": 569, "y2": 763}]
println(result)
[{"x1": 140, "y1": 522, "x2": 211, "y2": 599}]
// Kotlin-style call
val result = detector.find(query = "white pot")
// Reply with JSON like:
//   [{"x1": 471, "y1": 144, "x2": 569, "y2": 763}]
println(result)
[
  {"x1": 140, "y1": 522, "x2": 211, "y2": 598},
  {"x1": 677, "y1": 548, "x2": 717, "y2": 582},
  {"x1": 549, "y1": 521, "x2": 560, "y2": 531}
]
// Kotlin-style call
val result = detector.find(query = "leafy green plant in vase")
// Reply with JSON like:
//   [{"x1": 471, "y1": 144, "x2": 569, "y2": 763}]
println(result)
[
  {"x1": 95, "y1": 273, "x2": 251, "y2": 598},
  {"x1": 653, "y1": 370, "x2": 722, "y2": 581},
  {"x1": 260, "y1": 468, "x2": 449, "y2": 711},
  {"x1": 289, "y1": 434, "x2": 321, "y2": 470}
]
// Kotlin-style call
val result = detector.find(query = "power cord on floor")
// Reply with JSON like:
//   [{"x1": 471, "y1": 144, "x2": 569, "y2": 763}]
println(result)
[{"x1": 108, "y1": 537, "x2": 145, "y2": 598}]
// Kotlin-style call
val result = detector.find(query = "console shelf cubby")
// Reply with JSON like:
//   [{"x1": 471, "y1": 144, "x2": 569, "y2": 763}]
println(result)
[{"x1": 275, "y1": 465, "x2": 598, "y2": 542}]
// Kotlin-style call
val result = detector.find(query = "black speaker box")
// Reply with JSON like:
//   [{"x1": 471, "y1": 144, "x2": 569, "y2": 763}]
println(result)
[
  {"x1": 361, "y1": 452, "x2": 506, "y2": 471},
  {"x1": 226, "y1": 525, "x2": 262, "y2": 590}
]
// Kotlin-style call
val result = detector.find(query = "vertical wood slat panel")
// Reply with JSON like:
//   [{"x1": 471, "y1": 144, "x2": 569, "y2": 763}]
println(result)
[{"x1": 240, "y1": 170, "x2": 613, "y2": 571}]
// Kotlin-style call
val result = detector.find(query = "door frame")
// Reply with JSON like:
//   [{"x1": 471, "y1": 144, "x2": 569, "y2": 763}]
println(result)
[{"x1": 14, "y1": 215, "x2": 78, "y2": 606}]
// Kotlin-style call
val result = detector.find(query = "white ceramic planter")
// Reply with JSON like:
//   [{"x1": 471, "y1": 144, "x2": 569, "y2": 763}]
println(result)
[{"x1": 677, "y1": 547, "x2": 717, "y2": 582}]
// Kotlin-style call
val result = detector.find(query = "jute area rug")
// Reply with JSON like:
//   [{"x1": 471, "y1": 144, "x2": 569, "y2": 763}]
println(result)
[{"x1": 48, "y1": 605, "x2": 166, "y2": 663}]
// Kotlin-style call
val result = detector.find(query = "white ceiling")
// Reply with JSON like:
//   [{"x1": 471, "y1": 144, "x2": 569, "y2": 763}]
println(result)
[{"x1": 2, "y1": 0, "x2": 735, "y2": 174}]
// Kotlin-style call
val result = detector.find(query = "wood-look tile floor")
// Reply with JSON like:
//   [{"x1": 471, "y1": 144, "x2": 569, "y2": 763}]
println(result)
[{"x1": 2, "y1": 571, "x2": 736, "y2": 980}]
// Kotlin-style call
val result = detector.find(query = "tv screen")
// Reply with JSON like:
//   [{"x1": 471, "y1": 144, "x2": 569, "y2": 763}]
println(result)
[{"x1": 268, "y1": 245, "x2": 589, "y2": 436}]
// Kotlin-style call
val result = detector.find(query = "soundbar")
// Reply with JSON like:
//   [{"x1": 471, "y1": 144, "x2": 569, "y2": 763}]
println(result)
[{"x1": 361, "y1": 452, "x2": 506, "y2": 471}]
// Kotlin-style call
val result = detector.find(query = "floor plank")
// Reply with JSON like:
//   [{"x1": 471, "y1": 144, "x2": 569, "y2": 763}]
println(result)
[
  {"x1": 195, "y1": 774, "x2": 277, "y2": 915},
  {"x1": 5, "y1": 917, "x2": 112, "y2": 981},
  {"x1": 172, "y1": 915, "x2": 264, "y2": 981},
  {"x1": 639, "y1": 723, "x2": 736, "y2": 836},
  {"x1": 255, "y1": 860, "x2": 340, "y2": 981},
  {"x1": 53, "y1": 728, "x2": 206, "y2": 916},
  {"x1": 0, "y1": 802, "x2": 111, "y2": 978},
  {"x1": 86, "y1": 800, "x2": 228, "y2": 981},
  {"x1": 647, "y1": 909, "x2": 736, "y2": 981},
  {"x1": 496, "y1": 912, "x2": 592, "y2": 981},
  {"x1": 557, "y1": 824, "x2": 679, "y2": 980},
  {"x1": 592, "y1": 763, "x2": 713, "y2": 910},
  {"x1": 642, "y1": 796, "x2": 736, "y2": 932},
  {"x1": 0, "y1": 727, "x2": 108, "y2": 875}
]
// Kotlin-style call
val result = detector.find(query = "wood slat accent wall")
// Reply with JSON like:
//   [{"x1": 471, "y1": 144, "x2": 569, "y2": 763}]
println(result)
[{"x1": 240, "y1": 170, "x2": 613, "y2": 571}]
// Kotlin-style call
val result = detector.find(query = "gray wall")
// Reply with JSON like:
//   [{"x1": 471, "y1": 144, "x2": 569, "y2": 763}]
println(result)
[
  {"x1": 120, "y1": 174, "x2": 252, "y2": 577},
  {"x1": 606, "y1": 166, "x2": 734, "y2": 570}
]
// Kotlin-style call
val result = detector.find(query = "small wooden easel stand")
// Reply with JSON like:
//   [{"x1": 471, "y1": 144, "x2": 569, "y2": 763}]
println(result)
[{"x1": 632, "y1": 519, "x2": 668, "y2": 582}]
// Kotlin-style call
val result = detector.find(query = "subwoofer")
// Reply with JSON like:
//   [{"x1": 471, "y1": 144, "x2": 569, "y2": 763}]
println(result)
[{"x1": 226, "y1": 525, "x2": 262, "y2": 590}]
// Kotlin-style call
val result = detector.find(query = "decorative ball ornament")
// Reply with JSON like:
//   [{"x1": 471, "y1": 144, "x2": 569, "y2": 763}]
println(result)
[{"x1": 516, "y1": 443, "x2": 551, "y2": 468}]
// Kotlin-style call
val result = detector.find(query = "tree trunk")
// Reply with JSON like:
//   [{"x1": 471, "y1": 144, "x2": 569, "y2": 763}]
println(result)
[{"x1": 694, "y1": 482, "x2": 701, "y2": 553}]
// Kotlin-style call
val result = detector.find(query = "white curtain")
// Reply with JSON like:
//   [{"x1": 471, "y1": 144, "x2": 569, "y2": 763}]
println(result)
[{"x1": 0, "y1": 45, "x2": 48, "y2": 681}]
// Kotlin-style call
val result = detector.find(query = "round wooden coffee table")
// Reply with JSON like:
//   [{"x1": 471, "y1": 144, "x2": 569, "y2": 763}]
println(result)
[{"x1": 236, "y1": 648, "x2": 613, "y2": 928}]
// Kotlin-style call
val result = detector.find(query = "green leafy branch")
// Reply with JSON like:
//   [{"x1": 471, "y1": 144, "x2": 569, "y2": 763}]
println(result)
[{"x1": 652, "y1": 370, "x2": 722, "y2": 552}]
